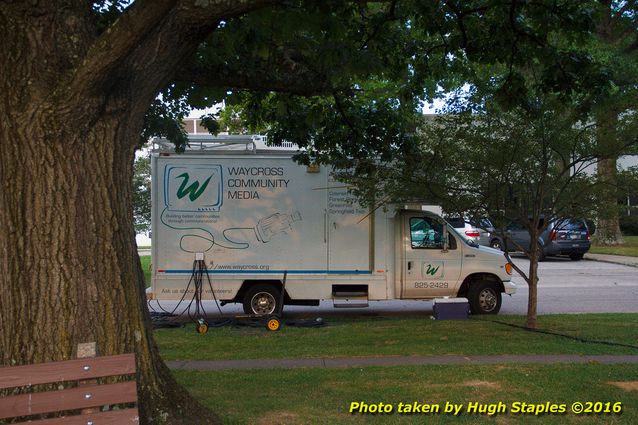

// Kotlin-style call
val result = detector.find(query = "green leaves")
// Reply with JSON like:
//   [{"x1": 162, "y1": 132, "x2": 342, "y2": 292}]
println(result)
[
  {"x1": 132, "y1": 154, "x2": 151, "y2": 233},
  {"x1": 141, "y1": 99, "x2": 189, "y2": 152},
  {"x1": 129, "y1": 0, "x2": 620, "y2": 167}
]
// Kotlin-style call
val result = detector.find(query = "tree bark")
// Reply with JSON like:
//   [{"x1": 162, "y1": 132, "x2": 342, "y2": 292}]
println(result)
[
  {"x1": 525, "y1": 234, "x2": 539, "y2": 329},
  {"x1": 594, "y1": 158, "x2": 625, "y2": 246},
  {"x1": 0, "y1": 2, "x2": 276, "y2": 424},
  {"x1": 595, "y1": 157, "x2": 625, "y2": 245},
  {"x1": 0, "y1": 100, "x2": 221, "y2": 425},
  {"x1": 525, "y1": 259, "x2": 538, "y2": 329},
  {"x1": 594, "y1": 107, "x2": 625, "y2": 246},
  {"x1": 592, "y1": 4, "x2": 627, "y2": 247}
]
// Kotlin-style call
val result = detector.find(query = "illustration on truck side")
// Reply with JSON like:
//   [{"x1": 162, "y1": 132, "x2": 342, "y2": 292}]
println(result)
[{"x1": 149, "y1": 135, "x2": 516, "y2": 315}]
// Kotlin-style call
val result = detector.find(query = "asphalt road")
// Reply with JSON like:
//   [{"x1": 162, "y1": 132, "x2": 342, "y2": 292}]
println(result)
[
  {"x1": 501, "y1": 256, "x2": 638, "y2": 315},
  {"x1": 147, "y1": 257, "x2": 638, "y2": 319}
]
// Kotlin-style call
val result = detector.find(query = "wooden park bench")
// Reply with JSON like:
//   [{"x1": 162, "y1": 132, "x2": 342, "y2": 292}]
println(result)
[{"x1": 0, "y1": 344, "x2": 138, "y2": 424}]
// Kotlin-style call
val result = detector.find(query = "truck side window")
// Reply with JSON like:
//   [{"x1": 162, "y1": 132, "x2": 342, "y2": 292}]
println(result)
[{"x1": 410, "y1": 217, "x2": 444, "y2": 249}]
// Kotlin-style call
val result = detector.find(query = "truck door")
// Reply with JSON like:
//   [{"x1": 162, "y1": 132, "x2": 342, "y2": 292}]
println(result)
[{"x1": 400, "y1": 213, "x2": 463, "y2": 298}]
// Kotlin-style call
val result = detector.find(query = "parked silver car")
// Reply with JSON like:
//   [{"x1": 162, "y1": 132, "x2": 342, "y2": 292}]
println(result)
[{"x1": 446, "y1": 217, "x2": 490, "y2": 244}]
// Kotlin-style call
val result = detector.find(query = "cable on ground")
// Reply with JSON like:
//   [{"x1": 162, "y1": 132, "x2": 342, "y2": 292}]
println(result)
[{"x1": 480, "y1": 318, "x2": 638, "y2": 351}]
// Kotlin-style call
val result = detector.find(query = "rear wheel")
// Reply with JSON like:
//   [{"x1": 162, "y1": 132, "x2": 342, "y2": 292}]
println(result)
[
  {"x1": 243, "y1": 284, "x2": 281, "y2": 315},
  {"x1": 468, "y1": 281, "x2": 502, "y2": 315},
  {"x1": 570, "y1": 253, "x2": 584, "y2": 261}
]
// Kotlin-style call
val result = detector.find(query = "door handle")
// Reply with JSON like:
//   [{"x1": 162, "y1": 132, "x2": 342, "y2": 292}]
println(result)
[{"x1": 407, "y1": 261, "x2": 412, "y2": 271}]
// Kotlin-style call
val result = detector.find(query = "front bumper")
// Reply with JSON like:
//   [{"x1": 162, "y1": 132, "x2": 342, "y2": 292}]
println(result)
[{"x1": 503, "y1": 280, "x2": 517, "y2": 295}]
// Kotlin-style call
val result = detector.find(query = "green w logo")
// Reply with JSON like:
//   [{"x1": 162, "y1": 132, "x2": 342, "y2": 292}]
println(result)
[
  {"x1": 425, "y1": 264, "x2": 440, "y2": 276},
  {"x1": 176, "y1": 173, "x2": 213, "y2": 202}
]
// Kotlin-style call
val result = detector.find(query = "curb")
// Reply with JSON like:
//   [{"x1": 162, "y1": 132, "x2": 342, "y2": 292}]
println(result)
[{"x1": 585, "y1": 255, "x2": 638, "y2": 268}]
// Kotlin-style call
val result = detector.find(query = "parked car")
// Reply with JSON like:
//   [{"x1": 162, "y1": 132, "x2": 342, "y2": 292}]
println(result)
[
  {"x1": 485, "y1": 218, "x2": 591, "y2": 261},
  {"x1": 446, "y1": 217, "x2": 490, "y2": 244}
]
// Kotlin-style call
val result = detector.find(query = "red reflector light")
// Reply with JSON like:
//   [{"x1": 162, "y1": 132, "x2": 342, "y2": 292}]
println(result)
[
  {"x1": 465, "y1": 230, "x2": 481, "y2": 237},
  {"x1": 587, "y1": 231, "x2": 590, "y2": 240},
  {"x1": 550, "y1": 230, "x2": 557, "y2": 241}
]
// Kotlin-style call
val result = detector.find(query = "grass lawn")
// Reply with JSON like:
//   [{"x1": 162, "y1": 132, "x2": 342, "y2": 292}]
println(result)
[
  {"x1": 158, "y1": 313, "x2": 638, "y2": 424},
  {"x1": 174, "y1": 364, "x2": 638, "y2": 424},
  {"x1": 140, "y1": 255, "x2": 151, "y2": 287},
  {"x1": 590, "y1": 235, "x2": 638, "y2": 257},
  {"x1": 155, "y1": 314, "x2": 638, "y2": 361}
]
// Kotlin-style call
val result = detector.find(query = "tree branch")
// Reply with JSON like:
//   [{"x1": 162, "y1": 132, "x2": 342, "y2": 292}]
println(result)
[
  {"x1": 69, "y1": 0, "x2": 177, "y2": 96},
  {"x1": 445, "y1": 1, "x2": 469, "y2": 48},
  {"x1": 69, "y1": 0, "x2": 280, "y2": 98},
  {"x1": 176, "y1": 60, "x2": 334, "y2": 96}
]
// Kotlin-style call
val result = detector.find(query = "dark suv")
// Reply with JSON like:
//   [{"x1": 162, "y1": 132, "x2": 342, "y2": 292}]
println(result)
[{"x1": 485, "y1": 218, "x2": 591, "y2": 261}]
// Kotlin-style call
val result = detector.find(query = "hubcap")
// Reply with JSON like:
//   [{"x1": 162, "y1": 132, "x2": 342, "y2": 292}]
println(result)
[
  {"x1": 251, "y1": 292, "x2": 276, "y2": 314},
  {"x1": 478, "y1": 288, "x2": 497, "y2": 312}
]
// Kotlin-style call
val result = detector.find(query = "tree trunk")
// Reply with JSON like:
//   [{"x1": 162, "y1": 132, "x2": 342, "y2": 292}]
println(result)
[
  {"x1": 593, "y1": 13, "x2": 625, "y2": 247},
  {"x1": 595, "y1": 157, "x2": 625, "y2": 246},
  {"x1": 525, "y1": 241, "x2": 539, "y2": 329},
  {"x1": 594, "y1": 109, "x2": 625, "y2": 246},
  {"x1": 0, "y1": 104, "x2": 220, "y2": 424},
  {"x1": 0, "y1": 6, "x2": 220, "y2": 420},
  {"x1": 0, "y1": 2, "x2": 285, "y2": 423}
]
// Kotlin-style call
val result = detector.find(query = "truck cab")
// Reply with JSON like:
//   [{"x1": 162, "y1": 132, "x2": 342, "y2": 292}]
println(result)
[{"x1": 398, "y1": 210, "x2": 515, "y2": 314}]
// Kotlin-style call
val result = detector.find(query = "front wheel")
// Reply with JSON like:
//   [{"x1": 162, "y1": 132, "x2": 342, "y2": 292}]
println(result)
[
  {"x1": 243, "y1": 284, "x2": 281, "y2": 315},
  {"x1": 468, "y1": 281, "x2": 502, "y2": 315}
]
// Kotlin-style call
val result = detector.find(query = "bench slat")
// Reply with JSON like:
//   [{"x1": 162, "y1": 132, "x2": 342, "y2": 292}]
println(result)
[
  {"x1": 0, "y1": 353, "x2": 135, "y2": 389},
  {"x1": 0, "y1": 381, "x2": 137, "y2": 420},
  {"x1": 12, "y1": 408, "x2": 140, "y2": 424}
]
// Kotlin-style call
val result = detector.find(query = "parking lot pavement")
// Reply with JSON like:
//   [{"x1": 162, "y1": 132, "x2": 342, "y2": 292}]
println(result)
[{"x1": 500, "y1": 255, "x2": 638, "y2": 315}]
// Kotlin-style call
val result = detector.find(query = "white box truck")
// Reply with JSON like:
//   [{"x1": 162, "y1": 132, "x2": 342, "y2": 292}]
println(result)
[{"x1": 150, "y1": 135, "x2": 516, "y2": 315}]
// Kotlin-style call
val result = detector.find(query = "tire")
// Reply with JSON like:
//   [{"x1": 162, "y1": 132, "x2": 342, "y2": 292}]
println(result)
[
  {"x1": 489, "y1": 239, "x2": 502, "y2": 251},
  {"x1": 196, "y1": 321, "x2": 209, "y2": 334},
  {"x1": 468, "y1": 281, "x2": 502, "y2": 315},
  {"x1": 266, "y1": 316, "x2": 281, "y2": 331},
  {"x1": 243, "y1": 284, "x2": 281, "y2": 315},
  {"x1": 570, "y1": 253, "x2": 584, "y2": 261}
]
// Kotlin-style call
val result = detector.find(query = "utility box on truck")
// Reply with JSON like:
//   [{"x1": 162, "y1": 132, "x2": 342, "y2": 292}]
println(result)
[{"x1": 150, "y1": 135, "x2": 516, "y2": 315}]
